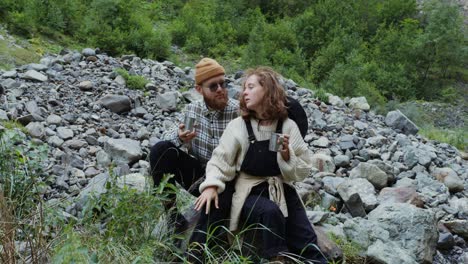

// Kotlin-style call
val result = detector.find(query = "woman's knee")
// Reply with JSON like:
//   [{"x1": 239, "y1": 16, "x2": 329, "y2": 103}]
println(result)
[{"x1": 261, "y1": 203, "x2": 284, "y2": 220}]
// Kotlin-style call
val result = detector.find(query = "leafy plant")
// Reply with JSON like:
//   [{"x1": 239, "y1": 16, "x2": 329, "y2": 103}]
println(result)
[
  {"x1": 0, "y1": 127, "x2": 51, "y2": 263},
  {"x1": 328, "y1": 233, "x2": 367, "y2": 264},
  {"x1": 114, "y1": 68, "x2": 149, "y2": 90},
  {"x1": 315, "y1": 88, "x2": 329, "y2": 103}
]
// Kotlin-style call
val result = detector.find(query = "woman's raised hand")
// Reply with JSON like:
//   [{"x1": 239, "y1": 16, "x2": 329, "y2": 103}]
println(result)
[
  {"x1": 280, "y1": 134, "x2": 290, "y2": 161},
  {"x1": 194, "y1": 186, "x2": 219, "y2": 214}
]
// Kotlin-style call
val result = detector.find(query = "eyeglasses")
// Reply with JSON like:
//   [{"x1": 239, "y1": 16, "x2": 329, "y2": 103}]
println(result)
[{"x1": 204, "y1": 81, "x2": 228, "y2": 92}]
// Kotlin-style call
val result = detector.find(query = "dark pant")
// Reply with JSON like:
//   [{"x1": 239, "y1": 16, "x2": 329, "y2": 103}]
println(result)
[
  {"x1": 187, "y1": 182, "x2": 235, "y2": 263},
  {"x1": 149, "y1": 141, "x2": 203, "y2": 204},
  {"x1": 241, "y1": 183, "x2": 326, "y2": 263}
]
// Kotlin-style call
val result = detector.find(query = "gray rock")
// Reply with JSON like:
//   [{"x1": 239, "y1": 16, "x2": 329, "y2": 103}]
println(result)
[
  {"x1": 448, "y1": 197, "x2": 468, "y2": 216},
  {"x1": 155, "y1": 91, "x2": 178, "y2": 111},
  {"x1": 343, "y1": 218, "x2": 390, "y2": 249},
  {"x1": 0, "y1": 109, "x2": 8, "y2": 121},
  {"x1": 136, "y1": 127, "x2": 149, "y2": 140},
  {"x1": 437, "y1": 232, "x2": 455, "y2": 250},
  {"x1": 115, "y1": 75, "x2": 126, "y2": 86},
  {"x1": 385, "y1": 110, "x2": 419, "y2": 135},
  {"x1": 343, "y1": 193, "x2": 367, "y2": 217},
  {"x1": 349, "y1": 162, "x2": 388, "y2": 189},
  {"x1": 367, "y1": 240, "x2": 417, "y2": 264},
  {"x1": 403, "y1": 146, "x2": 434, "y2": 168},
  {"x1": 26, "y1": 63, "x2": 48, "y2": 71},
  {"x1": 78, "y1": 80, "x2": 93, "y2": 91},
  {"x1": 46, "y1": 114, "x2": 62, "y2": 125},
  {"x1": 1, "y1": 78, "x2": 21, "y2": 89},
  {"x1": 99, "y1": 94, "x2": 132, "y2": 114},
  {"x1": 2, "y1": 70, "x2": 17, "y2": 78},
  {"x1": 442, "y1": 220, "x2": 468, "y2": 240},
  {"x1": 306, "y1": 211, "x2": 329, "y2": 224},
  {"x1": 339, "y1": 136, "x2": 356, "y2": 150},
  {"x1": 25, "y1": 122, "x2": 45, "y2": 138},
  {"x1": 82, "y1": 48, "x2": 95, "y2": 57},
  {"x1": 337, "y1": 178, "x2": 378, "y2": 211},
  {"x1": 312, "y1": 137, "x2": 329, "y2": 148},
  {"x1": 57, "y1": 127, "x2": 74, "y2": 140},
  {"x1": 366, "y1": 135, "x2": 387, "y2": 147},
  {"x1": 48, "y1": 136, "x2": 64, "y2": 147},
  {"x1": 328, "y1": 95, "x2": 344, "y2": 107},
  {"x1": 116, "y1": 173, "x2": 148, "y2": 192},
  {"x1": 104, "y1": 138, "x2": 142, "y2": 164},
  {"x1": 311, "y1": 153, "x2": 335, "y2": 173},
  {"x1": 415, "y1": 173, "x2": 450, "y2": 207},
  {"x1": 96, "y1": 150, "x2": 111, "y2": 167},
  {"x1": 333, "y1": 155, "x2": 350, "y2": 167},
  {"x1": 22, "y1": 70, "x2": 48, "y2": 82},
  {"x1": 348, "y1": 96, "x2": 370, "y2": 111},
  {"x1": 368, "y1": 203, "x2": 438, "y2": 264},
  {"x1": 321, "y1": 176, "x2": 346, "y2": 195},
  {"x1": 354, "y1": 120, "x2": 368, "y2": 130},
  {"x1": 63, "y1": 139, "x2": 88, "y2": 149},
  {"x1": 377, "y1": 187, "x2": 423, "y2": 207},
  {"x1": 431, "y1": 167, "x2": 464, "y2": 193}
]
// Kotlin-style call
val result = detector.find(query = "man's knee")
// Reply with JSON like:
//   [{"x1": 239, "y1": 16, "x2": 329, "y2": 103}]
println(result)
[{"x1": 150, "y1": 141, "x2": 179, "y2": 164}]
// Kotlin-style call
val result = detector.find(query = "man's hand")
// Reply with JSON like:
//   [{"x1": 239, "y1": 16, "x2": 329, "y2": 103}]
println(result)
[
  {"x1": 194, "y1": 186, "x2": 219, "y2": 214},
  {"x1": 280, "y1": 134, "x2": 290, "y2": 161},
  {"x1": 178, "y1": 124, "x2": 197, "y2": 143}
]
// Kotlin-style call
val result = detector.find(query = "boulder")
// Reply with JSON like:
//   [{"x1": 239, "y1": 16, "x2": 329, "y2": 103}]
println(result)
[
  {"x1": 431, "y1": 167, "x2": 464, "y2": 193},
  {"x1": 99, "y1": 94, "x2": 132, "y2": 114},
  {"x1": 311, "y1": 153, "x2": 336, "y2": 173},
  {"x1": 385, "y1": 110, "x2": 419, "y2": 135},
  {"x1": 104, "y1": 138, "x2": 143, "y2": 164},
  {"x1": 337, "y1": 178, "x2": 378, "y2": 211},
  {"x1": 368, "y1": 203, "x2": 438, "y2": 264},
  {"x1": 349, "y1": 162, "x2": 388, "y2": 189}
]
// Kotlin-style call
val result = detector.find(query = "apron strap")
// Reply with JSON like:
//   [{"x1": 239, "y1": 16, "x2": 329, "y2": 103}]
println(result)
[
  {"x1": 245, "y1": 119, "x2": 256, "y2": 143},
  {"x1": 275, "y1": 119, "x2": 283, "y2": 133}
]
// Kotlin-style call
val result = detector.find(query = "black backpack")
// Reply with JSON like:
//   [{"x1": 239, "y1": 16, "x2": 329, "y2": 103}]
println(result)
[{"x1": 286, "y1": 96, "x2": 308, "y2": 138}]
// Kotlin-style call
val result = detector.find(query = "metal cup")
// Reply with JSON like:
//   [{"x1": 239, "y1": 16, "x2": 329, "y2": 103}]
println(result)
[
  {"x1": 184, "y1": 116, "x2": 196, "y2": 131},
  {"x1": 269, "y1": 133, "x2": 284, "y2": 152}
]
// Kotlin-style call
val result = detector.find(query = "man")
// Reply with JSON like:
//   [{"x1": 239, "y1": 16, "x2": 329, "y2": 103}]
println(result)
[{"x1": 149, "y1": 58, "x2": 238, "y2": 233}]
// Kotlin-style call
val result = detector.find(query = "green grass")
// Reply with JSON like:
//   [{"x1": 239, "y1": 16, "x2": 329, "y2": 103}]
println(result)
[
  {"x1": 0, "y1": 38, "x2": 40, "y2": 70},
  {"x1": 115, "y1": 68, "x2": 149, "y2": 90},
  {"x1": 328, "y1": 233, "x2": 367, "y2": 264},
  {"x1": 1, "y1": 120, "x2": 27, "y2": 134},
  {"x1": 419, "y1": 125, "x2": 467, "y2": 151}
]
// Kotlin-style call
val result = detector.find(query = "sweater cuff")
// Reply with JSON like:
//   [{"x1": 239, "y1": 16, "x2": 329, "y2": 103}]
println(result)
[{"x1": 199, "y1": 178, "x2": 226, "y2": 194}]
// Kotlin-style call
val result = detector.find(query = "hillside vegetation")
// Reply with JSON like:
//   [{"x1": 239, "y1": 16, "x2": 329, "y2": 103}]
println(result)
[{"x1": 0, "y1": 0, "x2": 466, "y2": 106}]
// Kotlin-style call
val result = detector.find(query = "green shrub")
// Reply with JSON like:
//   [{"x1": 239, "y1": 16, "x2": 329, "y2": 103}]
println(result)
[
  {"x1": 314, "y1": 88, "x2": 329, "y2": 103},
  {"x1": 115, "y1": 68, "x2": 149, "y2": 90},
  {"x1": 52, "y1": 173, "x2": 178, "y2": 263},
  {"x1": 328, "y1": 233, "x2": 367, "y2": 264},
  {"x1": 0, "y1": 127, "x2": 51, "y2": 263}
]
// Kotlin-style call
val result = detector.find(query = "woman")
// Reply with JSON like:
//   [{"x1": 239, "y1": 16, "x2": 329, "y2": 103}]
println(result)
[{"x1": 193, "y1": 67, "x2": 326, "y2": 263}]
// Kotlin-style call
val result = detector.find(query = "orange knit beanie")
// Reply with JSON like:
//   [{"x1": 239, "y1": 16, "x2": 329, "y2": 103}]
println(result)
[{"x1": 195, "y1": 58, "x2": 225, "y2": 85}]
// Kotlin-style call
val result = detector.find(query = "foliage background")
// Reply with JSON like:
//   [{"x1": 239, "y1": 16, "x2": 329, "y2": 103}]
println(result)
[{"x1": 0, "y1": 0, "x2": 466, "y2": 107}]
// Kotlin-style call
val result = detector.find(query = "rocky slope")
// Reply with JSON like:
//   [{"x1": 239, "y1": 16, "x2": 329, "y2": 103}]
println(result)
[{"x1": 0, "y1": 48, "x2": 467, "y2": 263}]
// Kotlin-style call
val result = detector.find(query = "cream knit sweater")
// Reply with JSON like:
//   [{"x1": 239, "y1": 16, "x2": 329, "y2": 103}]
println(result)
[{"x1": 199, "y1": 116, "x2": 314, "y2": 230}]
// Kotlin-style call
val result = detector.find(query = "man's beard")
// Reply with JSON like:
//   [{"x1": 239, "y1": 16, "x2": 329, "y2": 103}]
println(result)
[{"x1": 204, "y1": 93, "x2": 228, "y2": 111}]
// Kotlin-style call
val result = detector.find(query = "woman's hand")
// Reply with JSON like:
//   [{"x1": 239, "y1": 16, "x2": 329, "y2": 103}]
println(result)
[
  {"x1": 194, "y1": 186, "x2": 219, "y2": 214},
  {"x1": 280, "y1": 134, "x2": 290, "y2": 161}
]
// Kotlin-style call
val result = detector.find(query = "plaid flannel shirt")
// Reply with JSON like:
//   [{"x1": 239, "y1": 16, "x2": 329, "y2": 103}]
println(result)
[{"x1": 162, "y1": 98, "x2": 239, "y2": 166}]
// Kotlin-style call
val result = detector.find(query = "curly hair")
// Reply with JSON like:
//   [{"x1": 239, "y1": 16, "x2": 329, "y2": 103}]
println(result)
[{"x1": 239, "y1": 67, "x2": 288, "y2": 121}]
